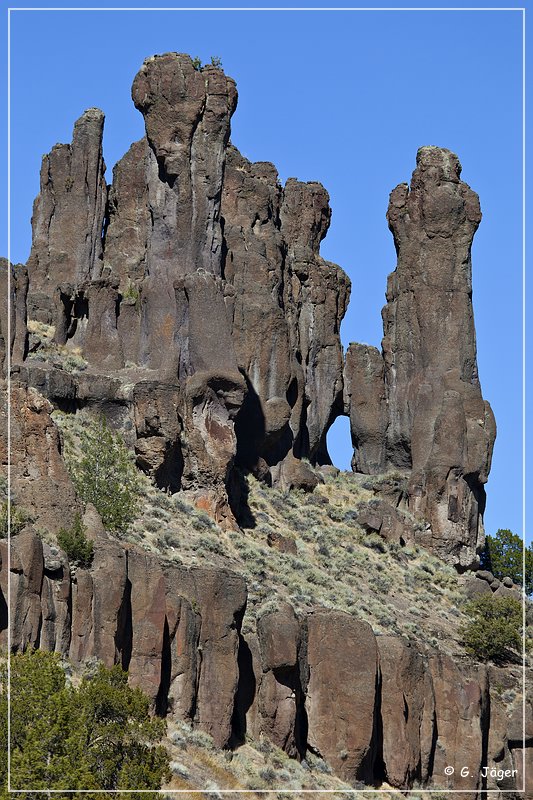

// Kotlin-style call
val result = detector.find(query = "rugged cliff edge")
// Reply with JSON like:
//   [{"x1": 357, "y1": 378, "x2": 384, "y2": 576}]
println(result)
[{"x1": 1, "y1": 53, "x2": 528, "y2": 796}]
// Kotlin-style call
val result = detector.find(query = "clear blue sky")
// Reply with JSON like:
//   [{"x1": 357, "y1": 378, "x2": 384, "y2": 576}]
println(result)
[{"x1": 1, "y1": 2, "x2": 528, "y2": 542}]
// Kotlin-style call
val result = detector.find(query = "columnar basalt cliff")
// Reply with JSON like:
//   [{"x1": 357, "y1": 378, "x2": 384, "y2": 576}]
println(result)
[
  {"x1": 1, "y1": 52, "x2": 520, "y2": 796},
  {"x1": 0, "y1": 526, "x2": 529, "y2": 796}
]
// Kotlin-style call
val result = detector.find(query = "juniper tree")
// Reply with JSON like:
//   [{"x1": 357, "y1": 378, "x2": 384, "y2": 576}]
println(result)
[{"x1": 69, "y1": 416, "x2": 140, "y2": 535}]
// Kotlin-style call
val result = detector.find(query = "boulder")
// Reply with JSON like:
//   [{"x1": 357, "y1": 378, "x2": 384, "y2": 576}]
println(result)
[{"x1": 476, "y1": 569, "x2": 495, "y2": 583}]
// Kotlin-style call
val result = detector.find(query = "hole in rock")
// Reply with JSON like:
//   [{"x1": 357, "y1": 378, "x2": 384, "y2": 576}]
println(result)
[{"x1": 325, "y1": 415, "x2": 352, "y2": 471}]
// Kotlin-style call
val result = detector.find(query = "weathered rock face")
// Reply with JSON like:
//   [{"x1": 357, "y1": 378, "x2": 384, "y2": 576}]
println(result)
[
  {"x1": 1, "y1": 537, "x2": 529, "y2": 794},
  {"x1": 377, "y1": 635, "x2": 432, "y2": 788},
  {"x1": 3, "y1": 530, "x2": 246, "y2": 749},
  {"x1": 131, "y1": 54, "x2": 237, "y2": 280},
  {"x1": 0, "y1": 259, "x2": 28, "y2": 374},
  {"x1": 345, "y1": 147, "x2": 496, "y2": 569},
  {"x1": 428, "y1": 653, "x2": 488, "y2": 795},
  {"x1": 252, "y1": 603, "x2": 305, "y2": 757},
  {"x1": 26, "y1": 108, "x2": 107, "y2": 324},
  {"x1": 222, "y1": 147, "x2": 350, "y2": 476},
  {"x1": 384, "y1": 147, "x2": 496, "y2": 569},
  {"x1": 221, "y1": 147, "x2": 292, "y2": 469},
  {"x1": 0, "y1": 386, "x2": 80, "y2": 534},
  {"x1": 280, "y1": 180, "x2": 350, "y2": 466},
  {"x1": 306, "y1": 610, "x2": 378, "y2": 782}
]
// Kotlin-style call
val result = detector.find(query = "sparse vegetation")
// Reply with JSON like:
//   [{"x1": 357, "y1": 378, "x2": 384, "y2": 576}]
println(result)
[
  {"x1": 107, "y1": 469, "x2": 478, "y2": 654},
  {"x1": 121, "y1": 281, "x2": 140, "y2": 306},
  {"x1": 57, "y1": 512, "x2": 94, "y2": 567},
  {"x1": 0, "y1": 500, "x2": 29, "y2": 538}
]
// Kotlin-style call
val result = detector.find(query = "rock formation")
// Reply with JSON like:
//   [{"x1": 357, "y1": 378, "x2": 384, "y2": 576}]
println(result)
[
  {"x1": 0, "y1": 530, "x2": 529, "y2": 795},
  {"x1": 26, "y1": 108, "x2": 107, "y2": 324},
  {"x1": 0, "y1": 51, "x2": 516, "y2": 795},
  {"x1": 345, "y1": 147, "x2": 496, "y2": 569},
  {"x1": 13, "y1": 52, "x2": 494, "y2": 561},
  {"x1": 0, "y1": 259, "x2": 28, "y2": 374}
]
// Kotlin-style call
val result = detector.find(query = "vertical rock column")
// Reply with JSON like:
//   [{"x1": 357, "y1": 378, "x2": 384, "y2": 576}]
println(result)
[
  {"x1": 26, "y1": 109, "x2": 107, "y2": 324},
  {"x1": 381, "y1": 146, "x2": 495, "y2": 569},
  {"x1": 0, "y1": 259, "x2": 28, "y2": 374},
  {"x1": 126, "y1": 54, "x2": 245, "y2": 517},
  {"x1": 222, "y1": 147, "x2": 294, "y2": 470},
  {"x1": 129, "y1": 52, "x2": 239, "y2": 370},
  {"x1": 280, "y1": 179, "x2": 350, "y2": 465}
]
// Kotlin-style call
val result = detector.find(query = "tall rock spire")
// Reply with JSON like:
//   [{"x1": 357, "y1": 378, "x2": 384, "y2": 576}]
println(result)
[
  {"x1": 26, "y1": 108, "x2": 107, "y2": 323},
  {"x1": 346, "y1": 146, "x2": 496, "y2": 568},
  {"x1": 21, "y1": 58, "x2": 495, "y2": 558}
]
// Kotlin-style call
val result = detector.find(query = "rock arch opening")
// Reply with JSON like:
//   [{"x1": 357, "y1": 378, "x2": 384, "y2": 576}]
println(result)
[{"x1": 325, "y1": 415, "x2": 352, "y2": 472}]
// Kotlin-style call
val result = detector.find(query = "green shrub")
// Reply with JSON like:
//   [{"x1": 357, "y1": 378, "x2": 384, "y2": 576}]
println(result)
[
  {"x1": 1, "y1": 649, "x2": 169, "y2": 794},
  {"x1": 192, "y1": 55, "x2": 202, "y2": 70},
  {"x1": 121, "y1": 281, "x2": 140, "y2": 307},
  {"x1": 461, "y1": 595, "x2": 522, "y2": 663},
  {"x1": 0, "y1": 500, "x2": 29, "y2": 538},
  {"x1": 57, "y1": 513, "x2": 93, "y2": 567},
  {"x1": 481, "y1": 528, "x2": 533, "y2": 595},
  {"x1": 68, "y1": 416, "x2": 141, "y2": 534}
]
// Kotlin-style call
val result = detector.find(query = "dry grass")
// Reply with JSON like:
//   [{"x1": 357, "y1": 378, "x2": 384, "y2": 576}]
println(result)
[
  {"x1": 51, "y1": 405, "x2": 474, "y2": 658},
  {"x1": 162, "y1": 719, "x2": 356, "y2": 796},
  {"x1": 161, "y1": 717, "x2": 449, "y2": 796}
]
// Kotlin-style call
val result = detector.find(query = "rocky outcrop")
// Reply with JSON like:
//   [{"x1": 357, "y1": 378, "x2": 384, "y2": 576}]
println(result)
[
  {"x1": 345, "y1": 147, "x2": 496, "y2": 569},
  {"x1": 2, "y1": 535, "x2": 528, "y2": 794},
  {"x1": 1, "y1": 51, "x2": 511, "y2": 793},
  {"x1": 0, "y1": 386, "x2": 80, "y2": 533},
  {"x1": 0, "y1": 259, "x2": 28, "y2": 374},
  {"x1": 26, "y1": 108, "x2": 107, "y2": 324},
  {"x1": 16, "y1": 52, "x2": 354, "y2": 524},
  {"x1": 384, "y1": 148, "x2": 496, "y2": 569},
  {"x1": 3, "y1": 528, "x2": 246, "y2": 749},
  {"x1": 222, "y1": 146, "x2": 350, "y2": 477},
  {"x1": 280, "y1": 180, "x2": 350, "y2": 466},
  {"x1": 14, "y1": 53, "x2": 495, "y2": 562}
]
